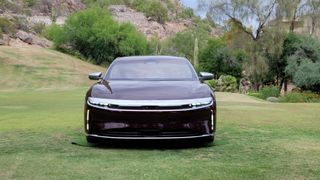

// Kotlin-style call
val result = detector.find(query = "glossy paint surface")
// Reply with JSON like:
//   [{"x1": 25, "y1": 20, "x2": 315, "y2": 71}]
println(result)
[{"x1": 84, "y1": 56, "x2": 216, "y2": 141}]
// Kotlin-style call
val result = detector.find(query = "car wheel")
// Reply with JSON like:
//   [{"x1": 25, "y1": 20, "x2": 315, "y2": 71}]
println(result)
[
  {"x1": 86, "y1": 136, "x2": 98, "y2": 144},
  {"x1": 204, "y1": 136, "x2": 214, "y2": 143}
]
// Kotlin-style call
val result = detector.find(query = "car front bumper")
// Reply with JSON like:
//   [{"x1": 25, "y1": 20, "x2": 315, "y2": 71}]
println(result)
[
  {"x1": 84, "y1": 97, "x2": 216, "y2": 141},
  {"x1": 86, "y1": 133, "x2": 214, "y2": 140}
]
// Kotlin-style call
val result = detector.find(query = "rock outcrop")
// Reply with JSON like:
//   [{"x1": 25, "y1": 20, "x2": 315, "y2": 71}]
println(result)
[
  {"x1": 109, "y1": 5, "x2": 188, "y2": 40},
  {"x1": 109, "y1": 5, "x2": 222, "y2": 40},
  {"x1": 15, "y1": 30, "x2": 52, "y2": 47}
]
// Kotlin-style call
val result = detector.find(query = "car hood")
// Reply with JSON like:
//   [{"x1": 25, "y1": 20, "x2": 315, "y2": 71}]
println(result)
[{"x1": 89, "y1": 80, "x2": 212, "y2": 100}]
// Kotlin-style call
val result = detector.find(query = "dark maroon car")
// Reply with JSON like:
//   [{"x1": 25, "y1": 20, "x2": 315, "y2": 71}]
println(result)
[{"x1": 84, "y1": 56, "x2": 216, "y2": 143}]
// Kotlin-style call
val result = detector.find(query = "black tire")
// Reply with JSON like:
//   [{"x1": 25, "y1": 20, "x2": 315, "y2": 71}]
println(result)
[
  {"x1": 203, "y1": 136, "x2": 214, "y2": 144},
  {"x1": 86, "y1": 136, "x2": 98, "y2": 144}
]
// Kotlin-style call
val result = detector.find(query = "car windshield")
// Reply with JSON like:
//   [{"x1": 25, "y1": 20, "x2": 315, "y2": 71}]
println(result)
[{"x1": 105, "y1": 58, "x2": 198, "y2": 81}]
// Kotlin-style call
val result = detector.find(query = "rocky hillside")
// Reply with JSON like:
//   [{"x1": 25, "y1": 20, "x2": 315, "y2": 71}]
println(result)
[
  {"x1": 0, "y1": 0, "x2": 85, "y2": 47},
  {"x1": 109, "y1": 5, "x2": 189, "y2": 40},
  {"x1": 0, "y1": 0, "x2": 223, "y2": 47},
  {"x1": 109, "y1": 5, "x2": 222, "y2": 41}
]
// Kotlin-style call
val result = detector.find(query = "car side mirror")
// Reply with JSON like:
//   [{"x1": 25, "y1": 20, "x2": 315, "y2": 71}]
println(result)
[
  {"x1": 199, "y1": 72, "x2": 214, "y2": 81},
  {"x1": 89, "y1": 72, "x2": 102, "y2": 80}
]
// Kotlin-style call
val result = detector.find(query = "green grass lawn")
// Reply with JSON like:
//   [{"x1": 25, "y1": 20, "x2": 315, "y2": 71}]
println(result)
[
  {"x1": 0, "y1": 47, "x2": 104, "y2": 91},
  {"x1": 1, "y1": 89, "x2": 320, "y2": 180}
]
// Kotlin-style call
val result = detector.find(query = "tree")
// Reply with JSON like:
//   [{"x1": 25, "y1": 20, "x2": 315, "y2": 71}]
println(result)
[
  {"x1": 261, "y1": 28, "x2": 286, "y2": 88},
  {"x1": 199, "y1": 38, "x2": 245, "y2": 80},
  {"x1": 160, "y1": 25, "x2": 211, "y2": 64},
  {"x1": 160, "y1": 30, "x2": 195, "y2": 59},
  {"x1": 305, "y1": 0, "x2": 320, "y2": 35},
  {"x1": 284, "y1": 34, "x2": 320, "y2": 92},
  {"x1": 277, "y1": 0, "x2": 303, "y2": 32},
  {"x1": 200, "y1": 0, "x2": 279, "y2": 90}
]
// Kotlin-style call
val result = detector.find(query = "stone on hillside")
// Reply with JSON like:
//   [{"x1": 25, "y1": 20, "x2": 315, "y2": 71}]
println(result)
[
  {"x1": 266, "y1": 97, "x2": 279, "y2": 102},
  {"x1": 16, "y1": 30, "x2": 33, "y2": 44},
  {"x1": 16, "y1": 30, "x2": 52, "y2": 47}
]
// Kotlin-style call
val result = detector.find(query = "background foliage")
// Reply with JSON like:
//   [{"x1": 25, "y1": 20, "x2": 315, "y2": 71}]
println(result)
[{"x1": 45, "y1": 8, "x2": 150, "y2": 65}]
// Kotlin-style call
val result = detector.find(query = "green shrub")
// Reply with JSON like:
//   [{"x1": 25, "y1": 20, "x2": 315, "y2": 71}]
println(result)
[
  {"x1": 144, "y1": 1, "x2": 169, "y2": 24},
  {"x1": 24, "y1": 0, "x2": 37, "y2": 7},
  {"x1": 84, "y1": 0, "x2": 129, "y2": 7},
  {"x1": 259, "y1": 86, "x2": 280, "y2": 99},
  {"x1": 163, "y1": 0, "x2": 176, "y2": 12},
  {"x1": 46, "y1": 8, "x2": 150, "y2": 65},
  {"x1": 32, "y1": 22, "x2": 46, "y2": 34},
  {"x1": 12, "y1": 17, "x2": 30, "y2": 32},
  {"x1": 207, "y1": 75, "x2": 238, "y2": 92},
  {"x1": 248, "y1": 92, "x2": 263, "y2": 99},
  {"x1": 177, "y1": 8, "x2": 194, "y2": 19},
  {"x1": 43, "y1": 24, "x2": 65, "y2": 46},
  {"x1": 279, "y1": 92, "x2": 320, "y2": 103},
  {"x1": 0, "y1": 17, "x2": 15, "y2": 35},
  {"x1": 207, "y1": 79, "x2": 218, "y2": 89}
]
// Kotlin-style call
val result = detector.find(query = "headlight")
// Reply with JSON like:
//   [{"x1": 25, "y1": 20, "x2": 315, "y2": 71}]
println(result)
[
  {"x1": 87, "y1": 97, "x2": 213, "y2": 109},
  {"x1": 191, "y1": 99, "x2": 213, "y2": 107},
  {"x1": 88, "y1": 98, "x2": 109, "y2": 107}
]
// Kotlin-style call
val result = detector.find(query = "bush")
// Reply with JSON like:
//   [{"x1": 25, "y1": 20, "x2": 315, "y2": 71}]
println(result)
[
  {"x1": 43, "y1": 24, "x2": 65, "y2": 46},
  {"x1": 207, "y1": 75, "x2": 238, "y2": 92},
  {"x1": 259, "y1": 86, "x2": 280, "y2": 100},
  {"x1": 12, "y1": 17, "x2": 30, "y2": 32},
  {"x1": 32, "y1": 22, "x2": 46, "y2": 34},
  {"x1": 177, "y1": 8, "x2": 194, "y2": 19},
  {"x1": 24, "y1": 0, "x2": 37, "y2": 7},
  {"x1": 46, "y1": 8, "x2": 150, "y2": 65},
  {"x1": 279, "y1": 92, "x2": 320, "y2": 103},
  {"x1": 145, "y1": 1, "x2": 169, "y2": 24},
  {"x1": 248, "y1": 92, "x2": 263, "y2": 99},
  {"x1": 207, "y1": 79, "x2": 218, "y2": 89},
  {"x1": 0, "y1": 17, "x2": 15, "y2": 35}
]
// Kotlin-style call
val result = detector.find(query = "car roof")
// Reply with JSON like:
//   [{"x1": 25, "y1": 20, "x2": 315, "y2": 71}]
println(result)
[{"x1": 114, "y1": 56, "x2": 189, "y2": 62}]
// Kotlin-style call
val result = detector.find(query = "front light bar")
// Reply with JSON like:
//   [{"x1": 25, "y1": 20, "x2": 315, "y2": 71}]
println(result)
[{"x1": 87, "y1": 97, "x2": 213, "y2": 110}]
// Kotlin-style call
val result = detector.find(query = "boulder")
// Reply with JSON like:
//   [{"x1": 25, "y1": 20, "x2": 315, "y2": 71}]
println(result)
[
  {"x1": 16, "y1": 30, "x2": 33, "y2": 44},
  {"x1": 266, "y1": 97, "x2": 279, "y2": 103},
  {"x1": 16, "y1": 30, "x2": 52, "y2": 47}
]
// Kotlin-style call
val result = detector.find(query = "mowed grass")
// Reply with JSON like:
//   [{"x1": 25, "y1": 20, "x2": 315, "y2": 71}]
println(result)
[
  {"x1": 1, "y1": 89, "x2": 320, "y2": 180},
  {"x1": 0, "y1": 47, "x2": 104, "y2": 91},
  {"x1": 1, "y1": 47, "x2": 319, "y2": 179}
]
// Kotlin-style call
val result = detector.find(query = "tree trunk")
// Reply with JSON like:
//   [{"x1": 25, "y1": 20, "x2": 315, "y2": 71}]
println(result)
[
  {"x1": 311, "y1": 17, "x2": 316, "y2": 35},
  {"x1": 253, "y1": 55, "x2": 258, "y2": 91},
  {"x1": 279, "y1": 77, "x2": 284, "y2": 91},
  {"x1": 284, "y1": 78, "x2": 288, "y2": 92},
  {"x1": 290, "y1": 13, "x2": 296, "y2": 32}
]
